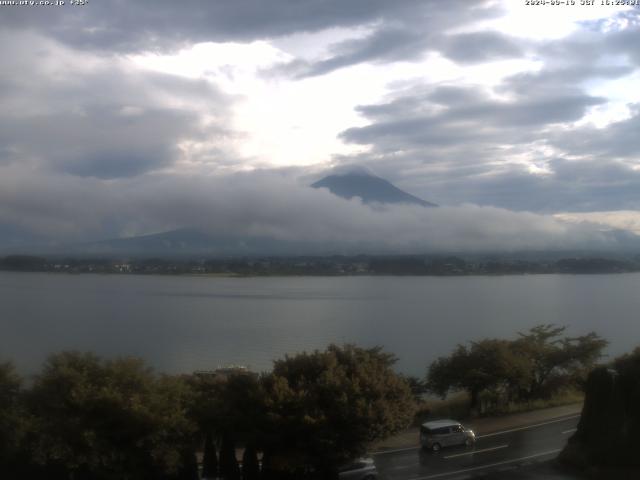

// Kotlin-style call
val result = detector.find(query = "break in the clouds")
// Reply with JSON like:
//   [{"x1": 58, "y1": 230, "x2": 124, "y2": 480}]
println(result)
[{"x1": 0, "y1": 1, "x2": 639, "y2": 251}]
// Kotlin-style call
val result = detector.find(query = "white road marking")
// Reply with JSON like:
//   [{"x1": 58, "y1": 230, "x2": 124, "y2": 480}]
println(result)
[
  {"x1": 562, "y1": 428, "x2": 577, "y2": 435},
  {"x1": 443, "y1": 444, "x2": 509, "y2": 459},
  {"x1": 406, "y1": 448, "x2": 563, "y2": 480},
  {"x1": 383, "y1": 444, "x2": 510, "y2": 471},
  {"x1": 389, "y1": 463, "x2": 417, "y2": 471},
  {"x1": 372, "y1": 446, "x2": 419, "y2": 456},
  {"x1": 476, "y1": 414, "x2": 580, "y2": 439}
]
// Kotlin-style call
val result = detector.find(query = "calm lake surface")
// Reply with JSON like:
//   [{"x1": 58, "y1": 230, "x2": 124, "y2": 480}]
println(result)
[{"x1": 1, "y1": 272, "x2": 639, "y2": 376}]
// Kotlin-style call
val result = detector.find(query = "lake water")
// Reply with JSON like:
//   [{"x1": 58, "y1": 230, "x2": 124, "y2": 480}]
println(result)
[{"x1": 1, "y1": 272, "x2": 639, "y2": 376}]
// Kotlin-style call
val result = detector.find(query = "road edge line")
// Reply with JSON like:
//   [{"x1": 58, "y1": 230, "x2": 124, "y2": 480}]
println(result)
[
  {"x1": 407, "y1": 448, "x2": 562, "y2": 480},
  {"x1": 476, "y1": 414, "x2": 581, "y2": 439},
  {"x1": 443, "y1": 444, "x2": 509, "y2": 459}
]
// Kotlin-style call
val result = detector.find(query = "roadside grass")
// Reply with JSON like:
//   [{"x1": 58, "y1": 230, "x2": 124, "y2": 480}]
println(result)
[
  {"x1": 481, "y1": 389, "x2": 584, "y2": 416},
  {"x1": 413, "y1": 392, "x2": 470, "y2": 425},
  {"x1": 413, "y1": 389, "x2": 584, "y2": 425}
]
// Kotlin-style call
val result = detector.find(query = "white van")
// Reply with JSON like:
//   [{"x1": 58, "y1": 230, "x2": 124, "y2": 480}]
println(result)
[{"x1": 420, "y1": 419, "x2": 476, "y2": 452}]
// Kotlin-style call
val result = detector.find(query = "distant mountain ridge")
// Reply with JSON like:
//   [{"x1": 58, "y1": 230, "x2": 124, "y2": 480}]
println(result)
[
  {"x1": 70, "y1": 228, "x2": 305, "y2": 257},
  {"x1": 311, "y1": 171, "x2": 437, "y2": 207}
]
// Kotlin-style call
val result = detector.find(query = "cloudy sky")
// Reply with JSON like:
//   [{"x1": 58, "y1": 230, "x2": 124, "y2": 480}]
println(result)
[{"x1": 1, "y1": 0, "x2": 640, "y2": 252}]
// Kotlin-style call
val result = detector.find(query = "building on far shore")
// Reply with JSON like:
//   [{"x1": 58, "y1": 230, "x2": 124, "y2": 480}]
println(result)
[{"x1": 193, "y1": 365, "x2": 255, "y2": 381}]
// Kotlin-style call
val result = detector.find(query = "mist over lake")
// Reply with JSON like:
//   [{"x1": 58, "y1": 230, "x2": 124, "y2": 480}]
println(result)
[{"x1": 1, "y1": 271, "x2": 638, "y2": 377}]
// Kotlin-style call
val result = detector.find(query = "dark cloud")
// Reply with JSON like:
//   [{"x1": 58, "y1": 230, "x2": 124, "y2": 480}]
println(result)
[
  {"x1": 0, "y1": 32, "x2": 234, "y2": 179},
  {"x1": 504, "y1": 64, "x2": 634, "y2": 96},
  {"x1": 340, "y1": 85, "x2": 604, "y2": 152},
  {"x1": 0, "y1": 0, "x2": 512, "y2": 81},
  {"x1": 552, "y1": 107, "x2": 640, "y2": 160},
  {"x1": 335, "y1": 131, "x2": 640, "y2": 214},
  {"x1": 267, "y1": 1, "x2": 507, "y2": 78},
  {"x1": 0, "y1": 0, "x2": 508, "y2": 82},
  {"x1": 323, "y1": 154, "x2": 640, "y2": 215},
  {"x1": 65, "y1": 150, "x2": 173, "y2": 180},
  {"x1": 353, "y1": 86, "x2": 479, "y2": 120},
  {"x1": 419, "y1": 159, "x2": 640, "y2": 213},
  {"x1": 0, "y1": 107, "x2": 202, "y2": 179},
  {"x1": 439, "y1": 31, "x2": 523, "y2": 64},
  {"x1": 293, "y1": 28, "x2": 428, "y2": 78},
  {"x1": 428, "y1": 86, "x2": 487, "y2": 106},
  {"x1": 330, "y1": 9, "x2": 640, "y2": 214},
  {"x1": 0, "y1": 0, "x2": 427, "y2": 52}
]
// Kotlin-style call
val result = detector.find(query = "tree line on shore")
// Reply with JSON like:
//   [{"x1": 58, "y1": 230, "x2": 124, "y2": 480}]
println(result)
[
  {"x1": 0, "y1": 325, "x2": 611, "y2": 479},
  {"x1": 2, "y1": 253, "x2": 640, "y2": 276}
]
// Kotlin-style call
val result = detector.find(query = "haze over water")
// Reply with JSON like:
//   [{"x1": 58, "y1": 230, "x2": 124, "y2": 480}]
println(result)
[{"x1": 2, "y1": 272, "x2": 638, "y2": 377}]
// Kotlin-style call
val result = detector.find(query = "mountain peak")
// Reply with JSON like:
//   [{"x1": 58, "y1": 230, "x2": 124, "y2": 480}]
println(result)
[{"x1": 311, "y1": 171, "x2": 437, "y2": 207}]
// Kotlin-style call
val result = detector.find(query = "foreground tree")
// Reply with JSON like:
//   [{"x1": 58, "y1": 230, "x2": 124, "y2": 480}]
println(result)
[
  {"x1": 0, "y1": 362, "x2": 24, "y2": 476},
  {"x1": 514, "y1": 325, "x2": 608, "y2": 399},
  {"x1": 402, "y1": 375, "x2": 428, "y2": 402},
  {"x1": 219, "y1": 432, "x2": 240, "y2": 480},
  {"x1": 427, "y1": 325, "x2": 608, "y2": 411},
  {"x1": 187, "y1": 369, "x2": 266, "y2": 446},
  {"x1": 177, "y1": 449, "x2": 199, "y2": 480},
  {"x1": 263, "y1": 344, "x2": 415, "y2": 475},
  {"x1": 427, "y1": 339, "x2": 526, "y2": 411},
  {"x1": 242, "y1": 442, "x2": 260, "y2": 480},
  {"x1": 561, "y1": 346, "x2": 640, "y2": 471},
  {"x1": 25, "y1": 352, "x2": 197, "y2": 480},
  {"x1": 201, "y1": 432, "x2": 218, "y2": 479}
]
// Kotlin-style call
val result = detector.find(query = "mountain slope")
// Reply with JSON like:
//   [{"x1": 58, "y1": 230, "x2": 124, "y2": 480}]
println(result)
[
  {"x1": 65, "y1": 228, "x2": 347, "y2": 257},
  {"x1": 311, "y1": 171, "x2": 437, "y2": 207}
]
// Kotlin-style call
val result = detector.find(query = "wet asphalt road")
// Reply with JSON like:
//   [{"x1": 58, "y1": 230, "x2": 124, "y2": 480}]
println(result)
[{"x1": 373, "y1": 414, "x2": 581, "y2": 480}]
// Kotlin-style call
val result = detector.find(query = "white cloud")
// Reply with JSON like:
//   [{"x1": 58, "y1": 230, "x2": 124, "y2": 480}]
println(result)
[
  {"x1": 0, "y1": 169, "x2": 625, "y2": 252},
  {"x1": 556, "y1": 211, "x2": 640, "y2": 235}
]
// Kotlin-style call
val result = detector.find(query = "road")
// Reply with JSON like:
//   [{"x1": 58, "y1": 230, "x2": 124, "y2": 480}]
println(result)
[{"x1": 373, "y1": 414, "x2": 580, "y2": 480}]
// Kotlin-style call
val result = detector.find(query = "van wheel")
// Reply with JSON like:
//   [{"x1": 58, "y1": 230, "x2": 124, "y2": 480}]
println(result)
[
  {"x1": 432, "y1": 443, "x2": 441, "y2": 452},
  {"x1": 465, "y1": 438, "x2": 473, "y2": 447}
]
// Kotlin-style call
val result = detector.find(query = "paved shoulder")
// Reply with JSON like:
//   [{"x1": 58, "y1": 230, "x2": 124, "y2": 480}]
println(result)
[
  {"x1": 372, "y1": 403, "x2": 582, "y2": 454},
  {"x1": 467, "y1": 404, "x2": 583, "y2": 437}
]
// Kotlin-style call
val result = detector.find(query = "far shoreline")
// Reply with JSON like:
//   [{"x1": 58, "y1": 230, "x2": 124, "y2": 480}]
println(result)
[
  {"x1": 3, "y1": 269, "x2": 640, "y2": 278},
  {"x1": 3, "y1": 252, "x2": 640, "y2": 277}
]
